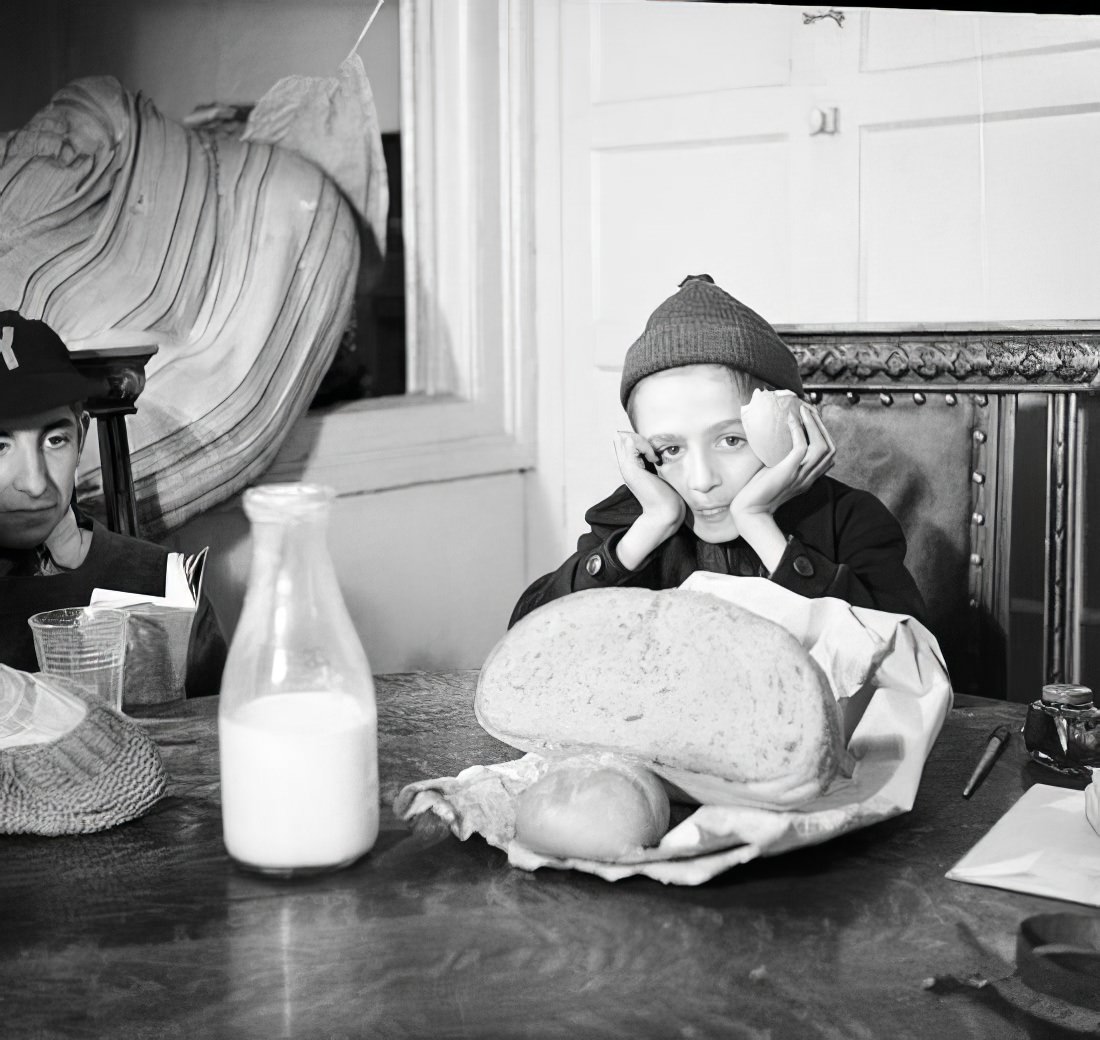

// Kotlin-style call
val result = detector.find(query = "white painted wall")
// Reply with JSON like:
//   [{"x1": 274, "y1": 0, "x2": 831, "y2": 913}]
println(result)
[{"x1": 165, "y1": 472, "x2": 524, "y2": 673}]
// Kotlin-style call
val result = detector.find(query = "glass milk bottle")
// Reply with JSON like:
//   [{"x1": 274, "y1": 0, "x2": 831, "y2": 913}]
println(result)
[{"x1": 218, "y1": 483, "x2": 379, "y2": 876}]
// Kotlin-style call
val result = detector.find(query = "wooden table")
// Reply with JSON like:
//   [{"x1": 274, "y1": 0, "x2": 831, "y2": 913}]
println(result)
[{"x1": 1, "y1": 674, "x2": 1095, "y2": 1039}]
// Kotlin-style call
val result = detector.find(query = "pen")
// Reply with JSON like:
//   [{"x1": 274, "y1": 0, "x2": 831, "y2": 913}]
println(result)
[{"x1": 962, "y1": 725, "x2": 1011, "y2": 798}]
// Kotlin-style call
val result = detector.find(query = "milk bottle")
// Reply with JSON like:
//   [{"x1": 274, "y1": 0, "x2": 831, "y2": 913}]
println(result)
[{"x1": 218, "y1": 483, "x2": 379, "y2": 875}]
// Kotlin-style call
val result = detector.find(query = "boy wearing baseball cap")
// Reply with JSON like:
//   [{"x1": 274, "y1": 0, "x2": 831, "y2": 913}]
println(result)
[
  {"x1": 0, "y1": 311, "x2": 226, "y2": 694},
  {"x1": 510, "y1": 275, "x2": 925, "y2": 627}
]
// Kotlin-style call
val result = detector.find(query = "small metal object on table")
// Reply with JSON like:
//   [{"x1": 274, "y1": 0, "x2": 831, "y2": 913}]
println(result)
[
  {"x1": 70, "y1": 343, "x2": 159, "y2": 537},
  {"x1": 0, "y1": 676, "x2": 1091, "y2": 1039}
]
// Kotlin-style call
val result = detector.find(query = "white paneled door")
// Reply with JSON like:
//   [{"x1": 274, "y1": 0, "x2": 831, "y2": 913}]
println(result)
[{"x1": 531, "y1": 1, "x2": 1100, "y2": 568}]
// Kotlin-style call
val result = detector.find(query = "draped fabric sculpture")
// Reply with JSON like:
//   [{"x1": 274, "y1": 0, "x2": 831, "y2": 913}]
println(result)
[{"x1": 0, "y1": 56, "x2": 386, "y2": 537}]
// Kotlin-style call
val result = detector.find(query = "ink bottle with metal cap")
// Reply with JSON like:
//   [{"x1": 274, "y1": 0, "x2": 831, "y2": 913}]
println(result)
[{"x1": 1022, "y1": 683, "x2": 1100, "y2": 779}]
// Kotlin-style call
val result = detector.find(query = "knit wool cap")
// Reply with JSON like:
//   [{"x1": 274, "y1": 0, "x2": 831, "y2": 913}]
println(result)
[
  {"x1": 0, "y1": 691, "x2": 168, "y2": 836},
  {"x1": 619, "y1": 275, "x2": 803, "y2": 408}
]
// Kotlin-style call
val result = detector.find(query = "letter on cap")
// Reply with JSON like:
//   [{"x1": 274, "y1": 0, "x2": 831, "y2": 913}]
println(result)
[{"x1": 0, "y1": 327, "x2": 17, "y2": 371}]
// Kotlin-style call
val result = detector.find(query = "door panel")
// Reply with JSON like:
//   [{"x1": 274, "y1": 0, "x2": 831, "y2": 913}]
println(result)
[
  {"x1": 983, "y1": 111, "x2": 1100, "y2": 319},
  {"x1": 592, "y1": 138, "x2": 793, "y2": 370},
  {"x1": 593, "y1": 2, "x2": 793, "y2": 102},
  {"x1": 860, "y1": 121, "x2": 983, "y2": 322}
]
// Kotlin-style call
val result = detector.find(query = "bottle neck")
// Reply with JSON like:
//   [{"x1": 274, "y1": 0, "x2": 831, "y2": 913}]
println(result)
[{"x1": 242, "y1": 516, "x2": 342, "y2": 625}]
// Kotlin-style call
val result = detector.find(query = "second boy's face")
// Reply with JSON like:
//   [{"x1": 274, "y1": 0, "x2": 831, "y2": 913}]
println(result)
[
  {"x1": 631, "y1": 365, "x2": 764, "y2": 544},
  {"x1": 0, "y1": 406, "x2": 83, "y2": 550}
]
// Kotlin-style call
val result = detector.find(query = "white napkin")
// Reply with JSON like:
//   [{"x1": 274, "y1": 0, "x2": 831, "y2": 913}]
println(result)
[
  {"x1": 396, "y1": 577, "x2": 954, "y2": 885},
  {"x1": 0, "y1": 666, "x2": 88, "y2": 749},
  {"x1": 946, "y1": 781, "x2": 1100, "y2": 907}
]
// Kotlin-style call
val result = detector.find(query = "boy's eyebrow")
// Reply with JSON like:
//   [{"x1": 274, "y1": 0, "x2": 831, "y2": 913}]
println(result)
[
  {"x1": 39, "y1": 416, "x2": 79, "y2": 435},
  {"x1": 0, "y1": 417, "x2": 78, "y2": 438},
  {"x1": 647, "y1": 418, "x2": 745, "y2": 444}
]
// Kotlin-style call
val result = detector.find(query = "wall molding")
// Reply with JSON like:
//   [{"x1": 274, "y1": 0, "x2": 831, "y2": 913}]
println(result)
[{"x1": 778, "y1": 324, "x2": 1100, "y2": 390}]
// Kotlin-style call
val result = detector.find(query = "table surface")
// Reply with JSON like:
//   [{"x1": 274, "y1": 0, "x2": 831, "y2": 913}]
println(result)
[{"x1": 1, "y1": 673, "x2": 1095, "y2": 1040}]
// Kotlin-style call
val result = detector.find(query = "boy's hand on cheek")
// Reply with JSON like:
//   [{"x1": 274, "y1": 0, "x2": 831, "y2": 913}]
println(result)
[
  {"x1": 730, "y1": 404, "x2": 836, "y2": 521},
  {"x1": 614, "y1": 432, "x2": 685, "y2": 528},
  {"x1": 614, "y1": 431, "x2": 686, "y2": 568}
]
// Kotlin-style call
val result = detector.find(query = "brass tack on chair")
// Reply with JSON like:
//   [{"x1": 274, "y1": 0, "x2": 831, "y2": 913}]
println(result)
[
  {"x1": 809, "y1": 390, "x2": 821, "y2": 404},
  {"x1": 972, "y1": 471, "x2": 985, "y2": 485},
  {"x1": 879, "y1": 392, "x2": 893, "y2": 406},
  {"x1": 976, "y1": 394, "x2": 988, "y2": 407},
  {"x1": 970, "y1": 554, "x2": 983, "y2": 566},
  {"x1": 846, "y1": 391, "x2": 860, "y2": 404},
  {"x1": 972, "y1": 429, "x2": 987, "y2": 443},
  {"x1": 972, "y1": 512, "x2": 985, "y2": 525},
  {"x1": 913, "y1": 392, "x2": 926, "y2": 405},
  {"x1": 969, "y1": 598, "x2": 979, "y2": 609},
  {"x1": 945, "y1": 393, "x2": 957, "y2": 406}
]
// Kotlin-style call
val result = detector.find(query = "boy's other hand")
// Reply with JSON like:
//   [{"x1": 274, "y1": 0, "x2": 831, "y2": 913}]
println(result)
[
  {"x1": 614, "y1": 432, "x2": 686, "y2": 557},
  {"x1": 730, "y1": 403, "x2": 835, "y2": 522}
]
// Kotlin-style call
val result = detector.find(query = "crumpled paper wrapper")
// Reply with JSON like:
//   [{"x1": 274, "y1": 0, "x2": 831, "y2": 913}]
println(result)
[{"x1": 395, "y1": 576, "x2": 953, "y2": 885}]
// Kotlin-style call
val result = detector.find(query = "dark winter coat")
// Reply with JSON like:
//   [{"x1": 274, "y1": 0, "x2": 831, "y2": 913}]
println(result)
[{"x1": 510, "y1": 475, "x2": 927, "y2": 629}]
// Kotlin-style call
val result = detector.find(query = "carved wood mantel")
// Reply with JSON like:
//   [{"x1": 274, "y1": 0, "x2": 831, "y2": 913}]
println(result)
[{"x1": 780, "y1": 324, "x2": 1100, "y2": 392}]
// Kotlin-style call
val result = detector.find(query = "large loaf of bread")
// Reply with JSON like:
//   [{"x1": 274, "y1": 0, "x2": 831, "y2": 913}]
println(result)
[{"x1": 476, "y1": 587, "x2": 843, "y2": 808}]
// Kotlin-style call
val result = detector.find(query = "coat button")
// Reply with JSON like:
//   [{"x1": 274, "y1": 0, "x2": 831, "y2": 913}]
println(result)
[
  {"x1": 586, "y1": 554, "x2": 603, "y2": 576},
  {"x1": 793, "y1": 555, "x2": 814, "y2": 577}
]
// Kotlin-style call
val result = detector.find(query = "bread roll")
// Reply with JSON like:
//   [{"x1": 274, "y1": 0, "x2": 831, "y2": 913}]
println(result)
[
  {"x1": 477, "y1": 587, "x2": 842, "y2": 808},
  {"x1": 513, "y1": 753, "x2": 670, "y2": 861},
  {"x1": 741, "y1": 388, "x2": 801, "y2": 467}
]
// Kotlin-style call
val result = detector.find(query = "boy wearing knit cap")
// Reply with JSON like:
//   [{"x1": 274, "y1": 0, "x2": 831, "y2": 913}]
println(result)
[{"x1": 510, "y1": 275, "x2": 925, "y2": 627}]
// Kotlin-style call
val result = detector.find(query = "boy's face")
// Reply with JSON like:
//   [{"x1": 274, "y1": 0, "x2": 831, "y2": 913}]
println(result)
[
  {"x1": 0, "y1": 405, "x2": 84, "y2": 550},
  {"x1": 631, "y1": 364, "x2": 764, "y2": 544}
]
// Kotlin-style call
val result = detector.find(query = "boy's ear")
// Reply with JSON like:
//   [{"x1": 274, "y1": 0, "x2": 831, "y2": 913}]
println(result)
[{"x1": 77, "y1": 410, "x2": 91, "y2": 453}]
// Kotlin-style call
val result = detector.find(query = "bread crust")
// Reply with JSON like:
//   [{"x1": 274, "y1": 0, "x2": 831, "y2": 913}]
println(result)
[{"x1": 476, "y1": 587, "x2": 842, "y2": 808}]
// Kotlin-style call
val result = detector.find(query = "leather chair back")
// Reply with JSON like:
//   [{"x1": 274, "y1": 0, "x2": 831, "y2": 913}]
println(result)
[{"x1": 779, "y1": 324, "x2": 1100, "y2": 699}]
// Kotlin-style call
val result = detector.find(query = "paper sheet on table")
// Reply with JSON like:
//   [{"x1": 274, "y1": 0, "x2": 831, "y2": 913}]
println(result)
[
  {"x1": 946, "y1": 782, "x2": 1100, "y2": 908},
  {"x1": 396, "y1": 577, "x2": 954, "y2": 885}
]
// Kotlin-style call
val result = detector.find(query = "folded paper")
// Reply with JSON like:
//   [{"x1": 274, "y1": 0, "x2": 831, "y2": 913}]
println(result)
[{"x1": 947, "y1": 782, "x2": 1100, "y2": 908}]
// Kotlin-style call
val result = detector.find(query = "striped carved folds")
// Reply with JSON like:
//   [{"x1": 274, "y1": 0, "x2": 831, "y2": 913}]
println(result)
[{"x1": 0, "y1": 76, "x2": 361, "y2": 537}]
